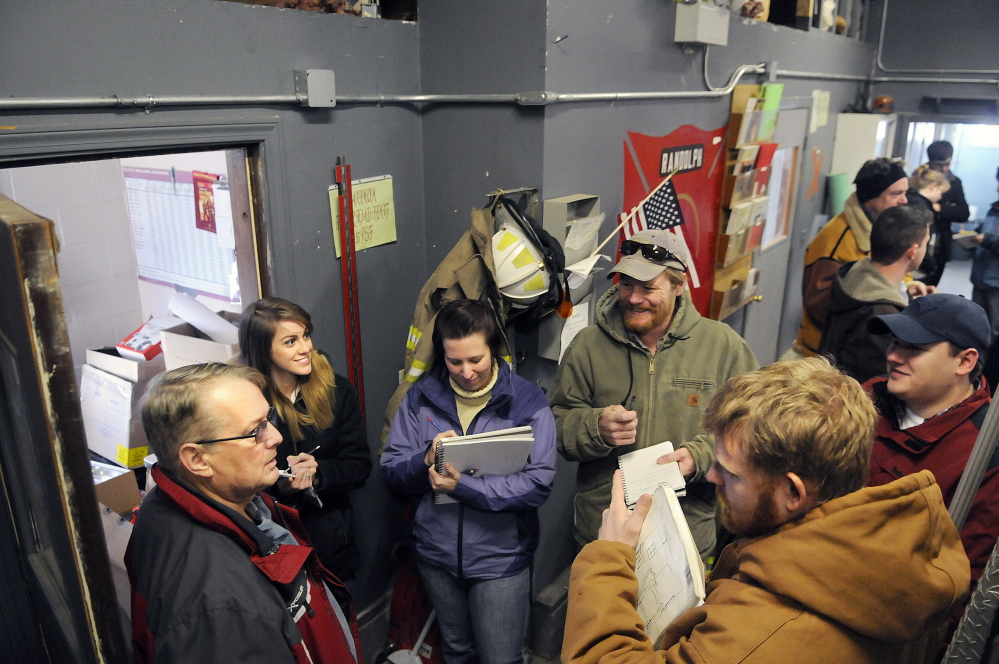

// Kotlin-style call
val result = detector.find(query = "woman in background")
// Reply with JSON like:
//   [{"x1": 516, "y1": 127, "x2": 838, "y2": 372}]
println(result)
[
  {"x1": 239, "y1": 297, "x2": 371, "y2": 580},
  {"x1": 380, "y1": 299, "x2": 557, "y2": 664},
  {"x1": 907, "y1": 164, "x2": 951, "y2": 285}
]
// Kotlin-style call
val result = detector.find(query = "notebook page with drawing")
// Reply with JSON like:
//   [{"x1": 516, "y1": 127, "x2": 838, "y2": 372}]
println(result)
[{"x1": 634, "y1": 483, "x2": 705, "y2": 647}]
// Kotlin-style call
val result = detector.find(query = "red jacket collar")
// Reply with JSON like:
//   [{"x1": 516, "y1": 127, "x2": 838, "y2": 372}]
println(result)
[
  {"x1": 150, "y1": 465, "x2": 313, "y2": 582},
  {"x1": 868, "y1": 377, "x2": 991, "y2": 454}
]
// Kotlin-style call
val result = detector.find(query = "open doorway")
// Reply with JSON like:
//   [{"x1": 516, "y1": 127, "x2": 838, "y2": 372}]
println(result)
[
  {"x1": 903, "y1": 122, "x2": 999, "y2": 225},
  {"x1": 0, "y1": 147, "x2": 266, "y2": 660},
  {"x1": 0, "y1": 148, "x2": 262, "y2": 379},
  {"x1": 901, "y1": 122, "x2": 999, "y2": 297}
]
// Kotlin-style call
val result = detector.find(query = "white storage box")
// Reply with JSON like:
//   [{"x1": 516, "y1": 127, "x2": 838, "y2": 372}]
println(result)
[
  {"x1": 160, "y1": 310, "x2": 241, "y2": 371},
  {"x1": 80, "y1": 364, "x2": 151, "y2": 468}
]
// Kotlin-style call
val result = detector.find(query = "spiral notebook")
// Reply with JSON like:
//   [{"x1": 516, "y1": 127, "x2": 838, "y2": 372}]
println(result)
[
  {"x1": 617, "y1": 440, "x2": 687, "y2": 507},
  {"x1": 434, "y1": 426, "x2": 534, "y2": 505}
]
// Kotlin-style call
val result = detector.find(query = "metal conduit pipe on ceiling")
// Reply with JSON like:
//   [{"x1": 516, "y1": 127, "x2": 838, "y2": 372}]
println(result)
[{"x1": 0, "y1": 67, "x2": 993, "y2": 113}]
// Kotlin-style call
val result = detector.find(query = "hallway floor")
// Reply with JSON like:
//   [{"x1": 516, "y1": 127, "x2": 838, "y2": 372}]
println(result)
[{"x1": 936, "y1": 257, "x2": 974, "y2": 299}]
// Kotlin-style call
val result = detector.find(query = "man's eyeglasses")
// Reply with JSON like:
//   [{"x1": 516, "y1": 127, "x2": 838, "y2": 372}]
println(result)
[
  {"x1": 198, "y1": 406, "x2": 278, "y2": 445},
  {"x1": 620, "y1": 240, "x2": 687, "y2": 272}
]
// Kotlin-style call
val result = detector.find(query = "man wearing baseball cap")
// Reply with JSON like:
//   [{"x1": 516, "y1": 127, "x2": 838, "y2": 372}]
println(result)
[
  {"x1": 794, "y1": 158, "x2": 930, "y2": 357},
  {"x1": 550, "y1": 229, "x2": 758, "y2": 559},
  {"x1": 866, "y1": 293, "x2": 999, "y2": 585}
]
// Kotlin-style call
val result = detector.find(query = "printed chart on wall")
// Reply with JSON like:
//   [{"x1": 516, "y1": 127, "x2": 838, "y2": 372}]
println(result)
[
  {"x1": 123, "y1": 167, "x2": 238, "y2": 301},
  {"x1": 623, "y1": 125, "x2": 727, "y2": 316}
]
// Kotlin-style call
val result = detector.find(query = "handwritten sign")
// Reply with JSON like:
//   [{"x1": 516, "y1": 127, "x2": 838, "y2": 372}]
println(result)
[{"x1": 328, "y1": 175, "x2": 397, "y2": 257}]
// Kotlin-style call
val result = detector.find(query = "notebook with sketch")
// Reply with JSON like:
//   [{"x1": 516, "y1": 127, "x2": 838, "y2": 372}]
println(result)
[
  {"x1": 634, "y1": 483, "x2": 706, "y2": 648},
  {"x1": 434, "y1": 426, "x2": 534, "y2": 505},
  {"x1": 617, "y1": 440, "x2": 687, "y2": 506}
]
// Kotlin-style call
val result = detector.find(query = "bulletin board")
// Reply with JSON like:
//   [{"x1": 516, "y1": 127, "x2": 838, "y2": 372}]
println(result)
[{"x1": 123, "y1": 166, "x2": 237, "y2": 300}]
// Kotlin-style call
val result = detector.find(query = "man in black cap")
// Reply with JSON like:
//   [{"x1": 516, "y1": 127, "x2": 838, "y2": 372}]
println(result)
[
  {"x1": 550, "y1": 228, "x2": 758, "y2": 559},
  {"x1": 866, "y1": 293, "x2": 998, "y2": 585},
  {"x1": 794, "y1": 158, "x2": 929, "y2": 357},
  {"x1": 923, "y1": 140, "x2": 971, "y2": 286}
]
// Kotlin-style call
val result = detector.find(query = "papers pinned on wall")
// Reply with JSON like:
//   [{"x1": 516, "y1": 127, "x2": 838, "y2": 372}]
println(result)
[{"x1": 329, "y1": 175, "x2": 397, "y2": 257}]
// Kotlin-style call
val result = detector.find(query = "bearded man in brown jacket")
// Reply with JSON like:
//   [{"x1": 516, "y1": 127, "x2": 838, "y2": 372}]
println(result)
[{"x1": 562, "y1": 357, "x2": 969, "y2": 664}]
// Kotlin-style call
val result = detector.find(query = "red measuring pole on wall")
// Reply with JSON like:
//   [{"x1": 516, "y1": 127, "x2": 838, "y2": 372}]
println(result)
[{"x1": 334, "y1": 156, "x2": 366, "y2": 422}]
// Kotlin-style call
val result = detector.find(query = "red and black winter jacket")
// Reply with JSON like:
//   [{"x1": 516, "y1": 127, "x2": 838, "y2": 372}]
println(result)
[
  {"x1": 126, "y1": 465, "x2": 362, "y2": 664},
  {"x1": 866, "y1": 377, "x2": 999, "y2": 584}
]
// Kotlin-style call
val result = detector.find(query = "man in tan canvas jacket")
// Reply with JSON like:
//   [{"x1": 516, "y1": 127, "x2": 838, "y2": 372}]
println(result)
[{"x1": 562, "y1": 358, "x2": 969, "y2": 664}]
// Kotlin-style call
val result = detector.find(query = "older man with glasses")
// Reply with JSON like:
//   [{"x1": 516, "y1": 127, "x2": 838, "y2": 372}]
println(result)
[
  {"x1": 126, "y1": 363, "x2": 360, "y2": 664},
  {"x1": 549, "y1": 229, "x2": 758, "y2": 561}
]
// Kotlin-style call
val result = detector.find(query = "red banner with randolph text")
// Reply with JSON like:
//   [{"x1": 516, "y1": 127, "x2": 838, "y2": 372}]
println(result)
[{"x1": 623, "y1": 125, "x2": 727, "y2": 316}]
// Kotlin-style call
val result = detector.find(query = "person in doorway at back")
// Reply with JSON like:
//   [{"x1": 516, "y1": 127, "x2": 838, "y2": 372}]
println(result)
[
  {"x1": 820, "y1": 205, "x2": 932, "y2": 384},
  {"x1": 921, "y1": 140, "x2": 971, "y2": 286},
  {"x1": 906, "y1": 164, "x2": 951, "y2": 280},
  {"x1": 971, "y1": 167, "x2": 999, "y2": 341},
  {"x1": 795, "y1": 158, "x2": 932, "y2": 356},
  {"x1": 380, "y1": 299, "x2": 557, "y2": 664},
  {"x1": 239, "y1": 297, "x2": 372, "y2": 581}
]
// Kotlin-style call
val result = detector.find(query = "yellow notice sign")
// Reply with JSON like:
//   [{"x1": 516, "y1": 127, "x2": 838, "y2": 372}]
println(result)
[{"x1": 329, "y1": 175, "x2": 397, "y2": 257}]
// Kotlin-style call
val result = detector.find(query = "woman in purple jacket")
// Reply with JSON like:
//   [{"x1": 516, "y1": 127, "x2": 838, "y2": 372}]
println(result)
[{"x1": 380, "y1": 300, "x2": 557, "y2": 664}]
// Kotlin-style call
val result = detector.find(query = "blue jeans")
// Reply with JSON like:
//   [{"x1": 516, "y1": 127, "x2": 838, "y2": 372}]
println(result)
[{"x1": 417, "y1": 562, "x2": 530, "y2": 664}]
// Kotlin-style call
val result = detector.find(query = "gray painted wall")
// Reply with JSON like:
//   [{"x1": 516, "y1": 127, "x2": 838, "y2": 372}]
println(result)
[
  {"x1": 5, "y1": 0, "x2": 999, "y2": 657},
  {"x1": 0, "y1": 0, "x2": 425, "y2": 619}
]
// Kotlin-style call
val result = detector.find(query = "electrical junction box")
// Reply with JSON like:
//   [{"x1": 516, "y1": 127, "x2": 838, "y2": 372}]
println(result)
[
  {"x1": 674, "y1": 1, "x2": 730, "y2": 47},
  {"x1": 294, "y1": 69, "x2": 336, "y2": 107}
]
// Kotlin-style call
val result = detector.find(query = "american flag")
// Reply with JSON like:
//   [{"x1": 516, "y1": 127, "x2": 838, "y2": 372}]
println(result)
[
  {"x1": 617, "y1": 175, "x2": 700, "y2": 288},
  {"x1": 622, "y1": 177, "x2": 686, "y2": 238}
]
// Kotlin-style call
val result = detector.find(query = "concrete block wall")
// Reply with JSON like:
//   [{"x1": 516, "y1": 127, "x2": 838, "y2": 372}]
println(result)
[{"x1": 0, "y1": 163, "x2": 143, "y2": 377}]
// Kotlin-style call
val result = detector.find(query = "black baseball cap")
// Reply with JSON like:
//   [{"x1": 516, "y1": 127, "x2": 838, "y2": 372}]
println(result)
[{"x1": 867, "y1": 293, "x2": 990, "y2": 355}]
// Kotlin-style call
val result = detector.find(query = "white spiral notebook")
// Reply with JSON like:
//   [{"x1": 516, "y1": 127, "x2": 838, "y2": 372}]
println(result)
[
  {"x1": 433, "y1": 426, "x2": 534, "y2": 505},
  {"x1": 617, "y1": 440, "x2": 687, "y2": 507}
]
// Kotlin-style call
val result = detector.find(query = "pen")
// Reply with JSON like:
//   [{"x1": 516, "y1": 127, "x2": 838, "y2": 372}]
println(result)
[
  {"x1": 427, "y1": 418, "x2": 445, "y2": 433},
  {"x1": 306, "y1": 445, "x2": 320, "y2": 455}
]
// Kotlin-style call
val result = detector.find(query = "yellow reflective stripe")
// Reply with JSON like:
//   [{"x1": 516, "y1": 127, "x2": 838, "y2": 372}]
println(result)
[
  {"x1": 496, "y1": 231, "x2": 517, "y2": 251},
  {"x1": 523, "y1": 273, "x2": 546, "y2": 292},
  {"x1": 406, "y1": 326, "x2": 423, "y2": 351},
  {"x1": 512, "y1": 247, "x2": 536, "y2": 269}
]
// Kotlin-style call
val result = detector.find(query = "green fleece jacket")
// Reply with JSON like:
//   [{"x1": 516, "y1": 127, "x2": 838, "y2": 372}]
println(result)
[{"x1": 550, "y1": 287, "x2": 758, "y2": 558}]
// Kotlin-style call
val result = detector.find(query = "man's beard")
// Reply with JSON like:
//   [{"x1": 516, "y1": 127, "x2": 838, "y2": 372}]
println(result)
[
  {"x1": 622, "y1": 304, "x2": 671, "y2": 334},
  {"x1": 717, "y1": 481, "x2": 784, "y2": 539}
]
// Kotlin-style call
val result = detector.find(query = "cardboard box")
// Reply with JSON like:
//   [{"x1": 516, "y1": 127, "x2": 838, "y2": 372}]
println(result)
[
  {"x1": 80, "y1": 364, "x2": 151, "y2": 468},
  {"x1": 160, "y1": 310, "x2": 241, "y2": 371},
  {"x1": 91, "y1": 460, "x2": 142, "y2": 516},
  {"x1": 86, "y1": 347, "x2": 165, "y2": 383}
]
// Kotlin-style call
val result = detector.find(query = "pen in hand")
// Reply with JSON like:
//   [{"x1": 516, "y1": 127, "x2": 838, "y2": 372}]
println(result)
[{"x1": 428, "y1": 418, "x2": 445, "y2": 433}]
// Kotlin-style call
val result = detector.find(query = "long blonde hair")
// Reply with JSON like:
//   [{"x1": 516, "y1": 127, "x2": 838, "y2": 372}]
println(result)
[{"x1": 238, "y1": 298, "x2": 336, "y2": 445}]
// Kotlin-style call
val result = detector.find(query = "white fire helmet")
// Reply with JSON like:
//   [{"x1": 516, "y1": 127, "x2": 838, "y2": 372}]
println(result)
[{"x1": 491, "y1": 223, "x2": 550, "y2": 308}]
